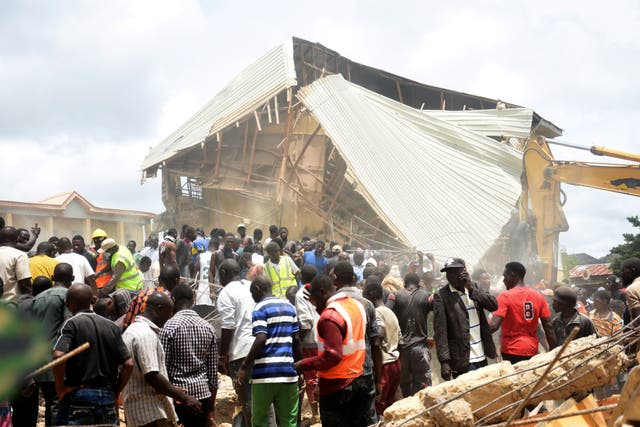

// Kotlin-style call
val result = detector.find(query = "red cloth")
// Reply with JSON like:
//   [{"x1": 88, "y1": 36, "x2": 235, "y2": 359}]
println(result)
[
  {"x1": 576, "y1": 301, "x2": 588, "y2": 314},
  {"x1": 297, "y1": 309, "x2": 353, "y2": 395},
  {"x1": 494, "y1": 286, "x2": 551, "y2": 357},
  {"x1": 301, "y1": 348, "x2": 318, "y2": 404},
  {"x1": 123, "y1": 286, "x2": 168, "y2": 329},
  {"x1": 377, "y1": 359, "x2": 401, "y2": 415}
]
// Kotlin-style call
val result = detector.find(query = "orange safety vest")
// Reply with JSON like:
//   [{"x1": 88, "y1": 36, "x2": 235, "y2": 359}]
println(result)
[
  {"x1": 317, "y1": 294, "x2": 367, "y2": 379},
  {"x1": 95, "y1": 252, "x2": 112, "y2": 289}
]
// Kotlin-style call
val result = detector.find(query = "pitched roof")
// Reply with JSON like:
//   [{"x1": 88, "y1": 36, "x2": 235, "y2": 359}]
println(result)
[
  {"x1": 297, "y1": 74, "x2": 523, "y2": 265},
  {"x1": 0, "y1": 191, "x2": 155, "y2": 218},
  {"x1": 141, "y1": 41, "x2": 297, "y2": 170},
  {"x1": 569, "y1": 263, "x2": 613, "y2": 279},
  {"x1": 142, "y1": 37, "x2": 561, "y2": 173}
]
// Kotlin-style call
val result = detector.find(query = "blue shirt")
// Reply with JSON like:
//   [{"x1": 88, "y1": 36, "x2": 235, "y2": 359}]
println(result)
[
  {"x1": 303, "y1": 251, "x2": 328, "y2": 274},
  {"x1": 251, "y1": 297, "x2": 299, "y2": 383},
  {"x1": 193, "y1": 236, "x2": 208, "y2": 255}
]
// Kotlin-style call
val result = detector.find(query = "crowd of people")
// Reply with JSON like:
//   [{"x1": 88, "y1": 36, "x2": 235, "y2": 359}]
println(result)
[{"x1": 1, "y1": 217, "x2": 640, "y2": 427}]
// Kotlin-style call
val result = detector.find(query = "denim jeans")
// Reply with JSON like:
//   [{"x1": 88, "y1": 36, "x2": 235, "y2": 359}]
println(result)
[
  {"x1": 55, "y1": 388, "x2": 117, "y2": 426},
  {"x1": 400, "y1": 343, "x2": 432, "y2": 397}
]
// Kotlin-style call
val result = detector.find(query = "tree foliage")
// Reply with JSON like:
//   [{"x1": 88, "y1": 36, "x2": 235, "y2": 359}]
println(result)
[{"x1": 609, "y1": 216, "x2": 640, "y2": 273}]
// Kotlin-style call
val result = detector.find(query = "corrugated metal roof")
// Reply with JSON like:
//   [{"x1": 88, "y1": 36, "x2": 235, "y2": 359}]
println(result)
[
  {"x1": 141, "y1": 40, "x2": 297, "y2": 170},
  {"x1": 298, "y1": 74, "x2": 523, "y2": 266},
  {"x1": 569, "y1": 264, "x2": 613, "y2": 278},
  {"x1": 423, "y1": 108, "x2": 534, "y2": 139}
]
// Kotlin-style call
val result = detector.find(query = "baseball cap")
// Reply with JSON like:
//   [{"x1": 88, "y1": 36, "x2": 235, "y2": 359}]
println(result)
[
  {"x1": 237, "y1": 223, "x2": 246, "y2": 229},
  {"x1": 332, "y1": 244, "x2": 342, "y2": 253},
  {"x1": 440, "y1": 257, "x2": 466, "y2": 272},
  {"x1": 99, "y1": 238, "x2": 117, "y2": 253},
  {"x1": 606, "y1": 275, "x2": 619, "y2": 284}
]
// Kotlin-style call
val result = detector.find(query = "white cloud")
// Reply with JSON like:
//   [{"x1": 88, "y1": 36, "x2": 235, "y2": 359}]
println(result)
[{"x1": 1, "y1": 0, "x2": 639, "y2": 260}]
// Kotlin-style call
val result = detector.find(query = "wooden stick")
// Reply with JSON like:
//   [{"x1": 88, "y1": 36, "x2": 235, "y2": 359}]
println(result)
[
  {"x1": 242, "y1": 121, "x2": 249, "y2": 169},
  {"x1": 327, "y1": 175, "x2": 347, "y2": 215},
  {"x1": 396, "y1": 80, "x2": 404, "y2": 103},
  {"x1": 28, "y1": 342, "x2": 91, "y2": 378},
  {"x1": 276, "y1": 95, "x2": 294, "y2": 204},
  {"x1": 285, "y1": 124, "x2": 321, "y2": 184},
  {"x1": 245, "y1": 124, "x2": 259, "y2": 183},
  {"x1": 214, "y1": 132, "x2": 223, "y2": 177}
]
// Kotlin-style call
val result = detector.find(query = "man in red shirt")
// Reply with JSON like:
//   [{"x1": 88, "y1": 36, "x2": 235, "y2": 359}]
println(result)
[
  {"x1": 490, "y1": 262, "x2": 557, "y2": 363},
  {"x1": 294, "y1": 275, "x2": 370, "y2": 427}
]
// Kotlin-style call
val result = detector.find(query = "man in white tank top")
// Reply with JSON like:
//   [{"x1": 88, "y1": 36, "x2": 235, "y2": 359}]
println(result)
[{"x1": 194, "y1": 240, "x2": 215, "y2": 305}]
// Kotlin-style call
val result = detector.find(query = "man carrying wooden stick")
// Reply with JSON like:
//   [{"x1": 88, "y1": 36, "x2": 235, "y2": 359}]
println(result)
[{"x1": 52, "y1": 283, "x2": 133, "y2": 426}]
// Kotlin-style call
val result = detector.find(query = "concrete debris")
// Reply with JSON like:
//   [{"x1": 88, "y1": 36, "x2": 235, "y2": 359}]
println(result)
[
  {"x1": 431, "y1": 399, "x2": 474, "y2": 427},
  {"x1": 609, "y1": 364, "x2": 640, "y2": 427},
  {"x1": 383, "y1": 336, "x2": 627, "y2": 426}
]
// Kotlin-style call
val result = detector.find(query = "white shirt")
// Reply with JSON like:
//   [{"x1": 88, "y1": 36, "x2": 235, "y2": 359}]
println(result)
[
  {"x1": 141, "y1": 268, "x2": 157, "y2": 290},
  {"x1": 122, "y1": 316, "x2": 178, "y2": 427},
  {"x1": 139, "y1": 247, "x2": 159, "y2": 263},
  {"x1": 0, "y1": 246, "x2": 31, "y2": 301},
  {"x1": 216, "y1": 279, "x2": 255, "y2": 361},
  {"x1": 451, "y1": 285, "x2": 485, "y2": 363},
  {"x1": 251, "y1": 252, "x2": 264, "y2": 266},
  {"x1": 194, "y1": 251, "x2": 214, "y2": 305},
  {"x1": 198, "y1": 251, "x2": 212, "y2": 285},
  {"x1": 295, "y1": 286, "x2": 319, "y2": 348},
  {"x1": 56, "y1": 252, "x2": 95, "y2": 284}
]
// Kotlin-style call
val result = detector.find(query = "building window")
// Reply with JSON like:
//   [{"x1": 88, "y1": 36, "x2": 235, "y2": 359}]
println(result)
[{"x1": 179, "y1": 177, "x2": 203, "y2": 200}]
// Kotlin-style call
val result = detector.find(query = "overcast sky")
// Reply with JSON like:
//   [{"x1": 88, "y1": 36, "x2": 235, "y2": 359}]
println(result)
[{"x1": 1, "y1": 0, "x2": 639, "y2": 257}]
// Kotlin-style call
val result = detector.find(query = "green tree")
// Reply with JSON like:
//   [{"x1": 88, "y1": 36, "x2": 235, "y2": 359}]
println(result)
[
  {"x1": 560, "y1": 253, "x2": 582, "y2": 280},
  {"x1": 609, "y1": 216, "x2": 640, "y2": 273}
]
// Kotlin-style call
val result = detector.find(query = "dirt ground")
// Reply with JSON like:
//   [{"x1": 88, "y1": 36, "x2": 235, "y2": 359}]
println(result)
[{"x1": 36, "y1": 374, "x2": 315, "y2": 426}]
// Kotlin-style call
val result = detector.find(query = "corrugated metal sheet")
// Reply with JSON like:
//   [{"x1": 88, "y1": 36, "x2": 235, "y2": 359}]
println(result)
[
  {"x1": 298, "y1": 74, "x2": 523, "y2": 266},
  {"x1": 141, "y1": 40, "x2": 297, "y2": 170},
  {"x1": 569, "y1": 264, "x2": 613, "y2": 278},
  {"x1": 423, "y1": 108, "x2": 534, "y2": 139}
]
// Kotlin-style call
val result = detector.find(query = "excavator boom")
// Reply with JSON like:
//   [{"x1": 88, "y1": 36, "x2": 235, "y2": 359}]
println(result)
[{"x1": 520, "y1": 137, "x2": 640, "y2": 284}]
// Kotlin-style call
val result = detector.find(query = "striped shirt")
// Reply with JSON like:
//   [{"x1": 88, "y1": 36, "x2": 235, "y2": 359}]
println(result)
[
  {"x1": 122, "y1": 316, "x2": 178, "y2": 427},
  {"x1": 589, "y1": 309, "x2": 623, "y2": 337},
  {"x1": 250, "y1": 296, "x2": 299, "y2": 384},
  {"x1": 451, "y1": 285, "x2": 485, "y2": 363}
]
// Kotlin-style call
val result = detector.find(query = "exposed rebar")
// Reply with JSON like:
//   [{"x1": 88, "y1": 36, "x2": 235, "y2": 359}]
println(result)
[{"x1": 503, "y1": 326, "x2": 580, "y2": 427}]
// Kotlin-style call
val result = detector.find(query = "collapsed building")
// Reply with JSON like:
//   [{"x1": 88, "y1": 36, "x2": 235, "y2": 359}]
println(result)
[{"x1": 141, "y1": 36, "x2": 562, "y2": 268}]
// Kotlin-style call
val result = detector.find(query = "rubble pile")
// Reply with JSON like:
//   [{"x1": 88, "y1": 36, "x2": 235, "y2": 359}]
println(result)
[{"x1": 383, "y1": 336, "x2": 627, "y2": 426}]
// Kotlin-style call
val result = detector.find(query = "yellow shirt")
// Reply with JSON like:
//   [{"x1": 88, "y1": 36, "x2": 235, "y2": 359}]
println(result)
[{"x1": 29, "y1": 255, "x2": 60, "y2": 279}]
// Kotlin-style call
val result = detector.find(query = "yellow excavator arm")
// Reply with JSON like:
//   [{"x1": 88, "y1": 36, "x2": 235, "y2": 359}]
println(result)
[{"x1": 520, "y1": 136, "x2": 640, "y2": 284}]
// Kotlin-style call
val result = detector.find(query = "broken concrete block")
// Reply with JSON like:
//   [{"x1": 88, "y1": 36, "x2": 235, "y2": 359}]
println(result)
[{"x1": 383, "y1": 336, "x2": 626, "y2": 426}]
